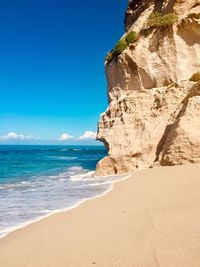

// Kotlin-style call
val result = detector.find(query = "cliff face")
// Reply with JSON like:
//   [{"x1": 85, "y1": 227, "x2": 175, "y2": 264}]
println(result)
[{"x1": 95, "y1": 0, "x2": 200, "y2": 176}]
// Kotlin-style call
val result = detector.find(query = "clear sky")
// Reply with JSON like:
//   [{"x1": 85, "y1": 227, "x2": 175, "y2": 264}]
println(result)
[{"x1": 0, "y1": 0, "x2": 127, "y2": 145}]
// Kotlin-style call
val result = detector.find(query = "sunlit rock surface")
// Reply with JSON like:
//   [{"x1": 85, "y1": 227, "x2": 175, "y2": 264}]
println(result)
[{"x1": 95, "y1": 0, "x2": 200, "y2": 175}]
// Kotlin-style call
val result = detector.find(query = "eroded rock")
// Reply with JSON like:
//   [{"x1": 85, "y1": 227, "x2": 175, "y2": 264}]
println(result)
[{"x1": 95, "y1": 0, "x2": 200, "y2": 175}]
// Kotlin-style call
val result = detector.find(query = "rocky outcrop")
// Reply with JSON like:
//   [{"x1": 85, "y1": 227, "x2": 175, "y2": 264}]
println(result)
[
  {"x1": 95, "y1": 0, "x2": 200, "y2": 176},
  {"x1": 161, "y1": 83, "x2": 200, "y2": 165}
]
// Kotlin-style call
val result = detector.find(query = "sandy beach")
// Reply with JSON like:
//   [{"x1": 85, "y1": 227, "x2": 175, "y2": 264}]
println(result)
[{"x1": 1, "y1": 164, "x2": 200, "y2": 267}]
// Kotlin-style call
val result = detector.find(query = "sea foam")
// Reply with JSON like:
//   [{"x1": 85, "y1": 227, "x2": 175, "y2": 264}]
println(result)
[{"x1": 0, "y1": 145, "x2": 125, "y2": 238}]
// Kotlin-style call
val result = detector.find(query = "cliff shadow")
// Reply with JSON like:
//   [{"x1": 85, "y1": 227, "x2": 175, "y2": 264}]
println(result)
[
  {"x1": 148, "y1": 26, "x2": 174, "y2": 53},
  {"x1": 177, "y1": 22, "x2": 200, "y2": 46},
  {"x1": 154, "y1": 101, "x2": 188, "y2": 162},
  {"x1": 154, "y1": 0, "x2": 175, "y2": 14}
]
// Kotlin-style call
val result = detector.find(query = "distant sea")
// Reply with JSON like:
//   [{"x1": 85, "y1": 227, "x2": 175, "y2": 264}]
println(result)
[{"x1": 0, "y1": 145, "x2": 123, "y2": 238}]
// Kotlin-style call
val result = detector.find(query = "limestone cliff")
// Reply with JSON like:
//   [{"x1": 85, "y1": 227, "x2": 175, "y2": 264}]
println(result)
[{"x1": 95, "y1": 0, "x2": 200, "y2": 176}]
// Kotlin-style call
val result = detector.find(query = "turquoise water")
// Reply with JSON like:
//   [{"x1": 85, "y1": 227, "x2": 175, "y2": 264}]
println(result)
[{"x1": 0, "y1": 145, "x2": 121, "y2": 238}]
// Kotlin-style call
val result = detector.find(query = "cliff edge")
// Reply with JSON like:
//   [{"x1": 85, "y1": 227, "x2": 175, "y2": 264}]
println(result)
[{"x1": 95, "y1": 0, "x2": 200, "y2": 176}]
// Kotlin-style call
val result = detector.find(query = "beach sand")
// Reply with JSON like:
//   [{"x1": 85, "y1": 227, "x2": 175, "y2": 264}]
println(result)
[{"x1": 1, "y1": 164, "x2": 200, "y2": 267}]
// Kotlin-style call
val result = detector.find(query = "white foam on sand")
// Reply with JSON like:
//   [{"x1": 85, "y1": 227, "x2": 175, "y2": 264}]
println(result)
[{"x1": 0, "y1": 175, "x2": 130, "y2": 239}]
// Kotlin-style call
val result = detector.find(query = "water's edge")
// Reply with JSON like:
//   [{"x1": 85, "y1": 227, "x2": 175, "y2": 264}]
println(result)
[{"x1": 0, "y1": 174, "x2": 130, "y2": 240}]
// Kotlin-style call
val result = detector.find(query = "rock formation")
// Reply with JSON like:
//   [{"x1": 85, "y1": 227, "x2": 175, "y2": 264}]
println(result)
[{"x1": 95, "y1": 0, "x2": 200, "y2": 176}]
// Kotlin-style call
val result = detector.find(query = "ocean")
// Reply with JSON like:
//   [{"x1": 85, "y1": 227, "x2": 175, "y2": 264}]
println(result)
[{"x1": 0, "y1": 145, "x2": 123, "y2": 238}]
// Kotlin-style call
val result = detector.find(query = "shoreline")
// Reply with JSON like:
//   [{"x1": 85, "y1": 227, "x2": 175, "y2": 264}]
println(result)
[
  {"x1": 1, "y1": 164, "x2": 200, "y2": 267},
  {"x1": 0, "y1": 173, "x2": 130, "y2": 240}
]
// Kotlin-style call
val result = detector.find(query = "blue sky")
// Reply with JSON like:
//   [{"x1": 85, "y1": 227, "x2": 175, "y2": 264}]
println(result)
[{"x1": 0, "y1": 0, "x2": 127, "y2": 144}]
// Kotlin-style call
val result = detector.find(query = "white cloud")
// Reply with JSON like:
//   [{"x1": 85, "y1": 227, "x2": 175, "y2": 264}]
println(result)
[
  {"x1": 79, "y1": 131, "x2": 96, "y2": 140},
  {"x1": 0, "y1": 132, "x2": 39, "y2": 141},
  {"x1": 58, "y1": 133, "x2": 73, "y2": 141}
]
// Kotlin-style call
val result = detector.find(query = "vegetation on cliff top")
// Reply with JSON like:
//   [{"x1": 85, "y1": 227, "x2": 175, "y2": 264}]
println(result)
[
  {"x1": 105, "y1": 31, "x2": 138, "y2": 63},
  {"x1": 140, "y1": 12, "x2": 178, "y2": 37},
  {"x1": 147, "y1": 12, "x2": 178, "y2": 28},
  {"x1": 105, "y1": 38, "x2": 127, "y2": 63},
  {"x1": 125, "y1": 31, "x2": 139, "y2": 44},
  {"x1": 113, "y1": 38, "x2": 128, "y2": 56},
  {"x1": 105, "y1": 11, "x2": 178, "y2": 63}
]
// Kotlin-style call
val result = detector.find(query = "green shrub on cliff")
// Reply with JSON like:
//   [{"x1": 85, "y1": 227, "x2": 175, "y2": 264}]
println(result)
[
  {"x1": 105, "y1": 32, "x2": 140, "y2": 63},
  {"x1": 105, "y1": 12, "x2": 178, "y2": 63},
  {"x1": 113, "y1": 38, "x2": 128, "y2": 56},
  {"x1": 147, "y1": 12, "x2": 161, "y2": 28},
  {"x1": 125, "y1": 31, "x2": 139, "y2": 44},
  {"x1": 147, "y1": 12, "x2": 178, "y2": 28},
  {"x1": 190, "y1": 71, "x2": 200, "y2": 82},
  {"x1": 105, "y1": 38, "x2": 128, "y2": 63},
  {"x1": 140, "y1": 27, "x2": 154, "y2": 37}
]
